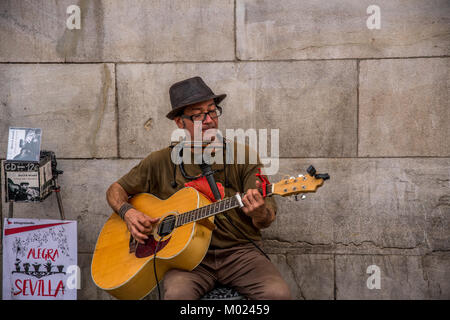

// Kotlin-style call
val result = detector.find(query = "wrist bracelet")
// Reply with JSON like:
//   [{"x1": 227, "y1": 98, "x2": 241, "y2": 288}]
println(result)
[{"x1": 118, "y1": 203, "x2": 134, "y2": 220}]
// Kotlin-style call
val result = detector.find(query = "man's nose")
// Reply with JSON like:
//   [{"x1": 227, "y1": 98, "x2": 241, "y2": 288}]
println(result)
[{"x1": 203, "y1": 113, "x2": 214, "y2": 123}]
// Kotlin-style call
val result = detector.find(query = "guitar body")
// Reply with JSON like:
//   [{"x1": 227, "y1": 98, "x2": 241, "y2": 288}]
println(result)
[{"x1": 91, "y1": 187, "x2": 214, "y2": 300}]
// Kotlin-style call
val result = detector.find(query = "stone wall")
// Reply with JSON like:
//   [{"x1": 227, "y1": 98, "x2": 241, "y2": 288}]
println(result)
[{"x1": 1, "y1": 0, "x2": 449, "y2": 299}]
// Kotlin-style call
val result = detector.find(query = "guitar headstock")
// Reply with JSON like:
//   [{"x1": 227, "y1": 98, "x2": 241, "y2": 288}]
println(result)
[{"x1": 271, "y1": 165, "x2": 330, "y2": 198}]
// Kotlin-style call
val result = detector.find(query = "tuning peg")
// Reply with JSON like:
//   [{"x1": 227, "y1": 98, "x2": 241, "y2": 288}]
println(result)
[
  {"x1": 294, "y1": 195, "x2": 306, "y2": 201},
  {"x1": 315, "y1": 173, "x2": 330, "y2": 180},
  {"x1": 307, "y1": 165, "x2": 316, "y2": 176}
]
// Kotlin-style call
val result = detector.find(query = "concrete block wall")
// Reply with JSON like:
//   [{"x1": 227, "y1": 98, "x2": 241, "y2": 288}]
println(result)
[{"x1": 1, "y1": 0, "x2": 449, "y2": 299}]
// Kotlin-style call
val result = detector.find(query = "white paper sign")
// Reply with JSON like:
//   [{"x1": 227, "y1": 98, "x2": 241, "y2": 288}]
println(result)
[{"x1": 2, "y1": 218, "x2": 77, "y2": 300}]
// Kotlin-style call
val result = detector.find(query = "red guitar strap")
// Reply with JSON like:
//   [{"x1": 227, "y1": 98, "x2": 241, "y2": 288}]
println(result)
[{"x1": 184, "y1": 176, "x2": 225, "y2": 202}]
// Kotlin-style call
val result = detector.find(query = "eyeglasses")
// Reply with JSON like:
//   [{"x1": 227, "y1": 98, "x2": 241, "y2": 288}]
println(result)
[{"x1": 181, "y1": 106, "x2": 222, "y2": 122}]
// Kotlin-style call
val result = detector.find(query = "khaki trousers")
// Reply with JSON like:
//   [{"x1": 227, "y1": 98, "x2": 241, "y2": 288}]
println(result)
[{"x1": 163, "y1": 243, "x2": 291, "y2": 300}]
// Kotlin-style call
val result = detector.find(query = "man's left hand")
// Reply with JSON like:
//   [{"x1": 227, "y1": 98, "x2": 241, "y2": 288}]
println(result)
[{"x1": 241, "y1": 180, "x2": 275, "y2": 229}]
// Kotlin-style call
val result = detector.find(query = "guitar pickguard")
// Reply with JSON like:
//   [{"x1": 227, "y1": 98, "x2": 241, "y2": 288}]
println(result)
[{"x1": 135, "y1": 235, "x2": 171, "y2": 258}]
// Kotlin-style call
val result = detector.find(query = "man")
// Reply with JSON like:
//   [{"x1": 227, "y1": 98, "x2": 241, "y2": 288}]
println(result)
[{"x1": 106, "y1": 76, "x2": 291, "y2": 300}]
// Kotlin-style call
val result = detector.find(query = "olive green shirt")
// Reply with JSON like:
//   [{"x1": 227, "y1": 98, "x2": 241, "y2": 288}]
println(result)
[{"x1": 116, "y1": 141, "x2": 277, "y2": 249}]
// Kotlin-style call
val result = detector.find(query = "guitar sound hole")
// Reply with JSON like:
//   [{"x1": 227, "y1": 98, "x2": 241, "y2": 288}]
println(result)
[{"x1": 157, "y1": 214, "x2": 176, "y2": 237}]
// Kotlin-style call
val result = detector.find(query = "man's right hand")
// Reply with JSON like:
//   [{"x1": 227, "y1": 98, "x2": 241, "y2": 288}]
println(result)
[{"x1": 124, "y1": 209, "x2": 160, "y2": 244}]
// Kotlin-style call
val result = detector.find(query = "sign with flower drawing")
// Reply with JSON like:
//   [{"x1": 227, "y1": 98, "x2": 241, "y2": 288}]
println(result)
[{"x1": 2, "y1": 218, "x2": 77, "y2": 300}]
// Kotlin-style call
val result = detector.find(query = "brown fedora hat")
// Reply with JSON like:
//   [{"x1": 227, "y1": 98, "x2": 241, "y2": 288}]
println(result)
[{"x1": 166, "y1": 76, "x2": 226, "y2": 120}]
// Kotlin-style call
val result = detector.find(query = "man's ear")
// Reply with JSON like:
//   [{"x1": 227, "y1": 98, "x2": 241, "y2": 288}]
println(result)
[{"x1": 174, "y1": 116, "x2": 185, "y2": 129}]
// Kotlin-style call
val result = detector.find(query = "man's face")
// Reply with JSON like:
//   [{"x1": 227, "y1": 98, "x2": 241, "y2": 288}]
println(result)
[{"x1": 174, "y1": 99, "x2": 219, "y2": 141}]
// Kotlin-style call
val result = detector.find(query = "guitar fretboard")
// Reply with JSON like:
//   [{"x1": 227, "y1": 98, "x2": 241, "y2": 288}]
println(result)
[{"x1": 174, "y1": 194, "x2": 242, "y2": 228}]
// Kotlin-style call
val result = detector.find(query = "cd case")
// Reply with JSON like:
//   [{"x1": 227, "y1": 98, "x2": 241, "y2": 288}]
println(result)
[
  {"x1": 4, "y1": 154, "x2": 53, "y2": 202},
  {"x1": 6, "y1": 127, "x2": 42, "y2": 162},
  {"x1": 4, "y1": 128, "x2": 54, "y2": 202}
]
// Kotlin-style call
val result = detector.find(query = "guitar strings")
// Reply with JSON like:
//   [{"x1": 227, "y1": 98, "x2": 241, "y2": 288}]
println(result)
[
  {"x1": 159, "y1": 190, "x2": 264, "y2": 229},
  {"x1": 158, "y1": 197, "x2": 237, "y2": 228},
  {"x1": 158, "y1": 187, "x2": 267, "y2": 232}
]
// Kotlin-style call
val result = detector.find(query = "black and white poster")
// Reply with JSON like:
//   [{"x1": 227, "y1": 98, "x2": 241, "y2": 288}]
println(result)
[
  {"x1": 6, "y1": 127, "x2": 42, "y2": 162},
  {"x1": 6, "y1": 171, "x2": 40, "y2": 202}
]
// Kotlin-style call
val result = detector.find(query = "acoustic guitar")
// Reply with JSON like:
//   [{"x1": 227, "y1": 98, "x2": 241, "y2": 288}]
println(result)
[{"x1": 91, "y1": 166, "x2": 329, "y2": 300}]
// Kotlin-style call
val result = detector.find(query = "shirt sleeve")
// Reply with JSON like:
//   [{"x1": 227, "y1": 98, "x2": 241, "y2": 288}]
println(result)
[{"x1": 116, "y1": 155, "x2": 152, "y2": 195}]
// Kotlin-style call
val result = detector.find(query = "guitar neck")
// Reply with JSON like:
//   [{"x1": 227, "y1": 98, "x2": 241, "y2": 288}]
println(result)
[{"x1": 175, "y1": 185, "x2": 272, "y2": 228}]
